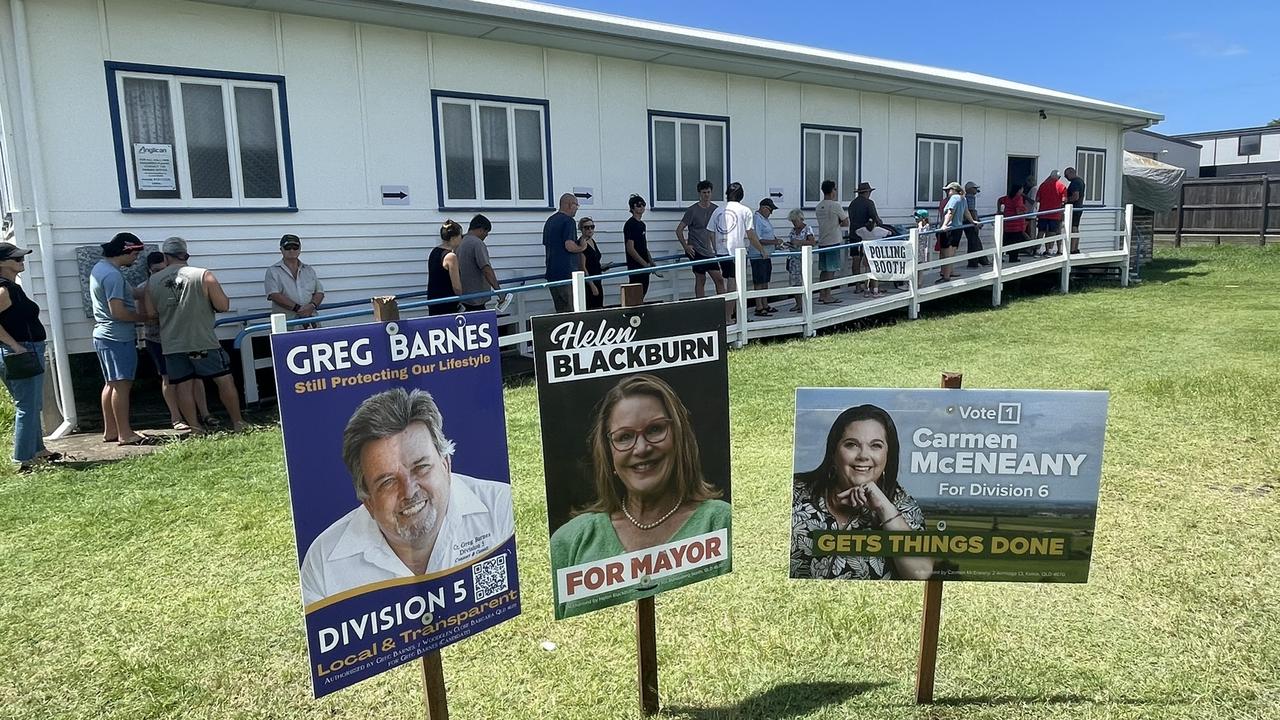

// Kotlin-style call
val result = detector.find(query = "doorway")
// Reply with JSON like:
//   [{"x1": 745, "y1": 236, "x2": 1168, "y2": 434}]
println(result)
[{"x1": 1006, "y1": 156, "x2": 1037, "y2": 197}]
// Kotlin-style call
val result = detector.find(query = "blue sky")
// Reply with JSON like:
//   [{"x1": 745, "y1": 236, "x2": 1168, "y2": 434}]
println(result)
[{"x1": 551, "y1": 0, "x2": 1277, "y2": 135}]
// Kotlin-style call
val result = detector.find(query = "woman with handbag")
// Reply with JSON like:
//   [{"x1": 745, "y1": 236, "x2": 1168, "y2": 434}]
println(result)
[{"x1": 0, "y1": 242, "x2": 56, "y2": 471}]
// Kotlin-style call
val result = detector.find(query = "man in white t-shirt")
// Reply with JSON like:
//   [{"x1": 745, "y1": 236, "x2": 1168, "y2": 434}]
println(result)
[
  {"x1": 854, "y1": 217, "x2": 892, "y2": 297},
  {"x1": 299, "y1": 387, "x2": 514, "y2": 607},
  {"x1": 709, "y1": 181, "x2": 763, "y2": 322},
  {"x1": 814, "y1": 180, "x2": 849, "y2": 303}
]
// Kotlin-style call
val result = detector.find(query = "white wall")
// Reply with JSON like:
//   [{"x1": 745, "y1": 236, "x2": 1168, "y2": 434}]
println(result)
[
  {"x1": 12, "y1": 0, "x2": 1132, "y2": 353},
  {"x1": 1190, "y1": 132, "x2": 1280, "y2": 168}
]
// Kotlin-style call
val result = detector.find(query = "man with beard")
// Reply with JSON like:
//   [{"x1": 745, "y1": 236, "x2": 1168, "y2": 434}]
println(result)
[{"x1": 299, "y1": 387, "x2": 514, "y2": 605}]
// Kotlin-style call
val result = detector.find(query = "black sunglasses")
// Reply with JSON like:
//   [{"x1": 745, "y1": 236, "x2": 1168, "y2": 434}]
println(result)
[
  {"x1": 282, "y1": 244, "x2": 301, "y2": 250},
  {"x1": 581, "y1": 225, "x2": 595, "y2": 230}
]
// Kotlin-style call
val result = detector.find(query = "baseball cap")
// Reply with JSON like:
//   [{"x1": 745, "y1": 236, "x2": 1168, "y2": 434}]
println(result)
[
  {"x1": 161, "y1": 236, "x2": 189, "y2": 257},
  {"x1": 0, "y1": 242, "x2": 34, "y2": 261},
  {"x1": 759, "y1": 198, "x2": 778, "y2": 210},
  {"x1": 101, "y1": 232, "x2": 145, "y2": 258},
  {"x1": 280, "y1": 233, "x2": 302, "y2": 248},
  {"x1": 943, "y1": 182, "x2": 964, "y2": 192},
  {"x1": 964, "y1": 182, "x2": 980, "y2": 192}
]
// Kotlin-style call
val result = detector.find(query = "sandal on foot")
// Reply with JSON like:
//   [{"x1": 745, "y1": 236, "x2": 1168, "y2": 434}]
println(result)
[
  {"x1": 199, "y1": 415, "x2": 221, "y2": 428},
  {"x1": 173, "y1": 422, "x2": 191, "y2": 431},
  {"x1": 118, "y1": 435, "x2": 162, "y2": 447}
]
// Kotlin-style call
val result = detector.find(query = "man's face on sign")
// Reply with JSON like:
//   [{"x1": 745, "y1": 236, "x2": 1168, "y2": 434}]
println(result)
[{"x1": 360, "y1": 422, "x2": 452, "y2": 549}]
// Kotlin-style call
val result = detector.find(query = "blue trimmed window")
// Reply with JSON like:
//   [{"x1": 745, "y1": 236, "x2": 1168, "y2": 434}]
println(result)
[
  {"x1": 106, "y1": 62, "x2": 295, "y2": 212},
  {"x1": 801, "y1": 125, "x2": 861, "y2": 207},
  {"x1": 432, "y1": 92, "x2": 551, "y2": 209},
  {"x1": 649, "y1": 112, "x2": 728, "y2": 208}
]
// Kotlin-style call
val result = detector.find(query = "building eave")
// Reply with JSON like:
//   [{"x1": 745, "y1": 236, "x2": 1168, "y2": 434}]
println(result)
[{"x1": 207, "y1": 0, "x2": 1162, "y2": 125}]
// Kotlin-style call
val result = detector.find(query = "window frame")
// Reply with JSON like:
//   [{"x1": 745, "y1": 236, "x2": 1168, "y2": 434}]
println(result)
[
  {"x1": 799, "y1": 124, "x2": 862, "y2": 210},
  {"x1": 647, "y1": 110, "x2": 731, "y2": 210},
  {"x1": 430, "y1": 90, "x2": 553, "y2": 211},
  {"x1": 915, "y1": 134, "x2": 963, "y2": 207},
  {"x1": 1238, "y1": 134, "x2": 1262, "y2": 157},
  {"x1": 1074, "y1": 147, "x2": 1107, "y2": 206},
  {"x1": 105, "y1": 61, "x2": 296, "y2": 213}
]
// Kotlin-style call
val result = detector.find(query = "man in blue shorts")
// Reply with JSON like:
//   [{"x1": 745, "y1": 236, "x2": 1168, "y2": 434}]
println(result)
[{"x1": 89, "y1": 232, "x2": 156, "y2": 445}]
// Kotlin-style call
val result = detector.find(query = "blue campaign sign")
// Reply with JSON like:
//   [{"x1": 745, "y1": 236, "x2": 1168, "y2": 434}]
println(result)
[
  {"x1": 271, "y1": 312, "x2": 520, "y2": 697},
  {"x1": 791, "y1": 388, "x2": 1109, "y2": 583}
]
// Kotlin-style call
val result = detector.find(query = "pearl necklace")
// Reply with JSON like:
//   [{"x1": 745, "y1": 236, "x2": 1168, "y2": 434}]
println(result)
[{"x1": 622, "y1": 496, "x2": 683, "y2": 530}]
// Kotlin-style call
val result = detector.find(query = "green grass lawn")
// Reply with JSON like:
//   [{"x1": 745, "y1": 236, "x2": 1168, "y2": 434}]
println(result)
[{"x1": 2, "y1": 246, "x2": 1278, "y2": 720}]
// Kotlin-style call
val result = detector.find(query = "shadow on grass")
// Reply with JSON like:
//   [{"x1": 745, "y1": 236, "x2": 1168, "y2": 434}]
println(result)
[
  {"x1": 661, "y1": 681, "x2": 886, "y2": 719},
  {"x1": 1136, "y1": 257, "x2": 1206, "y2": 284},
  {"x1": 932, "y1": 693, "x2": 1179, "y2": 707}
]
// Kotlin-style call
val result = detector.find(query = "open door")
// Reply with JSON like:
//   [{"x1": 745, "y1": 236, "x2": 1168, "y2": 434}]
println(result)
[{"x1": 1007, "y1": 156, "x2": 1037, "y2": 198}]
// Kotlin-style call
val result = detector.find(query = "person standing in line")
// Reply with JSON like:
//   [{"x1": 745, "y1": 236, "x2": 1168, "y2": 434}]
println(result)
[
  {"x1": 913, "y1": 209, "x2": 933, "y2": 286},
  {"x1": 938, "y1": 182, "x2": 968, "y2": 282},
  {"x1": 427, "y1": 220, "x2": 464, "y2": 315},
  {"x1": 675, "y1": 180, "x2": 724, "y2": 299},
  {"x1": 89, "y1": 232, "x2": 155, "y2": 446},
  {"x1": 853, "y1": 217, "x2": 891, "y2": 297},
  {"x1": 749, "y1": 198, "x2": 779, "y2": 316},
  {"x1": 708, "y1": 182, "x2": 763, "y2": 322},
  {"x1": 0, "y1": 243, "x2": 59, "y2": 471},
  {"x1": 139, "y1": 251, "x2": 212, "y2": 431},
  {"x1": 543, "y1": 193, "x2": 585, "y2": 313},
  {"x1": 264, "y1": 233, "x2": 324, "y2": 329},
  {"x1": 780, "y1": 209, "x2": 816, "y2": 313},
  {"x1": 847, "y1": 182, "x2": 883, "y2": 287},
  {"x1": 1036, "y1": 170, "x2": 1066, "y2": 255},
  {"x1": 1064, "y1": 167, "x2": 1085, "y2": 254},
  {"x1": 146, "y1": 237, "x2": 246, "y2": 434},
  {"x1": 962, "y1": 182, "x2": 988, "y2": 268},
  {"x1": 997, "y1": 183, "x2": 1029, "y2": 263},
  {"x1": 1021, "y1": 174, "x2": 1040, "y2": 255},
  {"x1": 623, "y1": 194, "x2": 656, "y2": 302},
  {"x1": 814, "y1": 180, "x2": 849, "y2": 304},
  {"x1": 456, "y1": 215, "x2": 500, "y2": 312},
  {"x1": 577, "y1": 216, "x2": 605, "y2": 310}
]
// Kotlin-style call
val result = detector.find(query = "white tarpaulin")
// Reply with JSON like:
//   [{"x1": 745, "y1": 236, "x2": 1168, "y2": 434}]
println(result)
[{"x1": 1123, "y1": 151, "x2": 1184, "y2": 212}]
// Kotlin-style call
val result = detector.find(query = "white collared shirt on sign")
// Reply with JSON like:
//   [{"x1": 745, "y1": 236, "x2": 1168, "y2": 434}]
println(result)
[{"x1": 299, "y1": 472, "x2": 514, "y2": 606}]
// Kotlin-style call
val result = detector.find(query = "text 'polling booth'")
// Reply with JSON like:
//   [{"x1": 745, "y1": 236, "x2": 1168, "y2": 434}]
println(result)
[
  {"x1": 791, "y1": 388, "x2": 1108, "y2": 582},
  {"x1": 534, "y1": 298, "x2": 732, "y2": 620},
  {"x1": 272, "y1": 312, "x2": 520, "y2": 697}
]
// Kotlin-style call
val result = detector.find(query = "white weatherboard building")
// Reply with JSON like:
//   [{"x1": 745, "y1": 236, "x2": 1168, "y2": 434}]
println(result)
[{"x1": 0, "y1": 0, "x2": 1160, "y2": 434}]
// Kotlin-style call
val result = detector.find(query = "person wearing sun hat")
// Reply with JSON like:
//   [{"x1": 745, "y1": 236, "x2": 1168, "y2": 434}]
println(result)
[
  {"x1": 938, "y1": 182, "x2": 967, "y2": 282},
  {"x1": 0, "y1": 242, "x2": 61, "y2": 470},
  {"x1": 90, "y1": 231, "x2": 156, "y2": 446}
]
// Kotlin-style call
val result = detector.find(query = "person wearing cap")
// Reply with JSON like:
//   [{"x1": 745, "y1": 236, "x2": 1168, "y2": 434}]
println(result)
[
  {"x1": 962, "y1": 182, "x2": 988, "y2": 268},
  {"x1": 264, "y1": 234, "x2": 324, "y2": 329},
  {"x1": 146, "y1": 237, "x2": 247, "y2": 434},
  {"x1": 750, "y1": 198, "x2": 779, "y2": 315},
  {"x1": 90, "y1": 232, "x2": 155, "y2": 446},
  {"x1": 0, "y1": 242, "x2": 59, "y2": 470},
  {"x1": 938, "y1": 182, "x2": 967, "y2": 282}
]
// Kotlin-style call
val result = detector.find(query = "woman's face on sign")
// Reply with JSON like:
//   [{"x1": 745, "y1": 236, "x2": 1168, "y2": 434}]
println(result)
[
  {"x1": 834, "y1": 419, "x2": 888, "y2": 488},
  {"x1": 607, "y1": 395, "x2": 675, "y2": 499}
]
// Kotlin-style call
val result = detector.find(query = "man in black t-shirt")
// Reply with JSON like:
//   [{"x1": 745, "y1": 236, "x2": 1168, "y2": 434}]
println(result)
[{"x1": 1064, "y1": 167, "x2": 1085, "y2": 254}]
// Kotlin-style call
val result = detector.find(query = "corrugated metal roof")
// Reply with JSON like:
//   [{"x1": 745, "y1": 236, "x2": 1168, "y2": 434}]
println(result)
[{"x1": 205, "y1": 0, "x2": 1161, "y2": 124}]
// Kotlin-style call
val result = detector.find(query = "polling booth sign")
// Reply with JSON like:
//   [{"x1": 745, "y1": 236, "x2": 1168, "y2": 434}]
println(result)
[
  {"x1": 791, "y1": 388, "x2": 1108, "y2": 582},
  {"x1": 272, "y1": 312, "x2": 520, "y2": 697},
  {"x1": 533, "y1": 298, "x2": 732, "y2": 620}
]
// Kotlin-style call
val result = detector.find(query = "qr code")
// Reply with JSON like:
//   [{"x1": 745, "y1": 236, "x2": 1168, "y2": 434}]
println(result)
[{"x1": 472, "y1": 554, "x2": 509, "y2": 602}]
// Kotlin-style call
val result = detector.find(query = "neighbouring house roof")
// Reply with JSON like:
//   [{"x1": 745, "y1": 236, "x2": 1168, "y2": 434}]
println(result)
[
  {"x1": 203, "y1": 0, "x2": 1162, "y2": 125},
  {"x1": 1129, "y1": 128, "x2": 1204, "y2": 148},
  {"x1": 1173, "y1": 124, "x2": 1280, "y2": 141}
]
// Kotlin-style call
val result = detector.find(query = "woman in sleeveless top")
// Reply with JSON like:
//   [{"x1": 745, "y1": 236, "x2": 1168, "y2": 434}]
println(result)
[
  {"x1": 578, "y1": 216, "x2": 604, "y2": 309},
  {"x1": 427, "y1": 220, "x2": 464, "y2": 315},
  {"x1": 0, "y1": 243, "x2": 57, "y2": 471}
]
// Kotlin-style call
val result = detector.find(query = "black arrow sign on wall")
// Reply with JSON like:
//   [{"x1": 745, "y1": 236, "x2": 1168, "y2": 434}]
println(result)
[
  {"x1": 573, "y1": 191, "x2": 593, "y2": 199},
  {"x1": 382, "y1": 191, "x2": 408, "y2": 199},
  {"x1": 769, "y1": 191, "x2": 783, "y2": 198}
]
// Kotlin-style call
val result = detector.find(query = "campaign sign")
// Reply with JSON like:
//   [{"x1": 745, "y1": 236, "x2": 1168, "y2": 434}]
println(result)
[
  {"x1": 272, "y1": 312, "x2": 520, "y2": 697},
  {"x1": 791, "y1": 388, "x2": 1108, "y2": 583},
  {"x1": 533, "y1": 298, "x2": 732, "y2": 619}
]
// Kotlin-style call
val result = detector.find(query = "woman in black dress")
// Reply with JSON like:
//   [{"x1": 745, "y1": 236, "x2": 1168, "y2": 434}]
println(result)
[
  {"x1": 623, "y1": 194, "x2": 655, "y2": 301},
  {"x1": 578, "y1": 216, "x2": 605, "y2": 309},
  {"x1": 427, "y1": 220, "x2": 463, "y2": 315}
]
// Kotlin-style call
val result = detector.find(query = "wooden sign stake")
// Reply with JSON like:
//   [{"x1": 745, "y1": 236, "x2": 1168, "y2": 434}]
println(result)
[
  {"x1": 619, "y1": 282, "x2": 661, "y2": 715},
  {"x1": 915, "y1": 371, "x2": 962, "y2": 704},
  {"x1": 371, "y1": 295, "x2": 448, "y2": 720}
]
